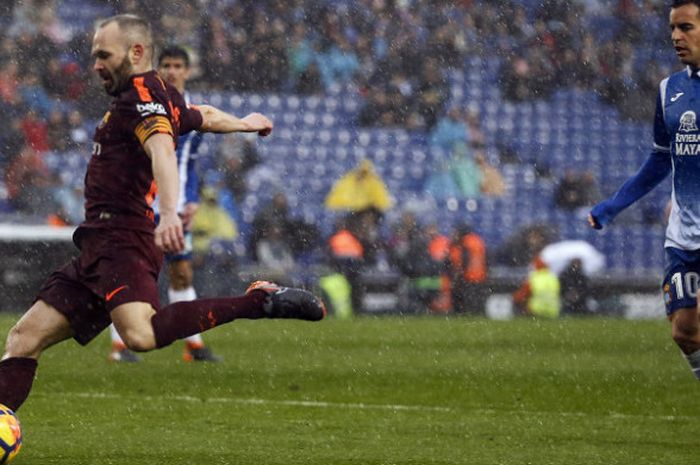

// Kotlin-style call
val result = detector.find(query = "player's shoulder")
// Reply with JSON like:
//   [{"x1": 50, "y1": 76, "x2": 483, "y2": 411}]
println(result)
[
  {"x1": 655, "y1": 69, "x2": 689, "y2": 103},
  {"x1": 665, "y1": 68, "x2": 691, "y2": 87},
  {"x1": 115, "y1": 71, "x2": 174, "y2": 119},
  {"x1": 166, "y1": 83, "x2": 188, "y2": 109},
  {"x1": 670, "y1": 68, "x2": 689, "y2": 78},
  {"x1": 118, "y1": 71, "x2": 170, "y2": 105}
]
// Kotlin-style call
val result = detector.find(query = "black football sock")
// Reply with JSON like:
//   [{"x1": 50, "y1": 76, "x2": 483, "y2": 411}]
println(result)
[
  {"x1": 151, "y1": 292, "x2": 266, "y2": 348},
  {"x1": 0, "y1": 357, "x2": 38, "y2": 412}
]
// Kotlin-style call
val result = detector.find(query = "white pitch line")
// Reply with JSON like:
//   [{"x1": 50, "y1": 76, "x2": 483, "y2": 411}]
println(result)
[
  {"x1": 41, "y1": 391, "x2": 453, "y2": 413},
  {"x1": 36, "y1": 392, "x2": 698, "y2": 422},
  {"x1": 474, "y1": 407, "x2": 698, "y2": 422}
]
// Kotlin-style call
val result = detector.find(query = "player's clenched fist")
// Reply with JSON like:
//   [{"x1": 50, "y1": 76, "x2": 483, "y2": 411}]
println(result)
[{"x1": 241, "y1": 112, "x2": 273, "y2": 136}]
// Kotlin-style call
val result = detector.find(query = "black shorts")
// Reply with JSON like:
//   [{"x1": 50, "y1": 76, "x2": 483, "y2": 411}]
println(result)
[{"x1": 36, "y1": 226, "x2": 163, "y2": 345}]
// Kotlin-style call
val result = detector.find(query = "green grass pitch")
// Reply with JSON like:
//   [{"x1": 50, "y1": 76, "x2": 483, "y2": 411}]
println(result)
[{"x1": 1, "y1": 314, "x2": 696, "y2": 465}]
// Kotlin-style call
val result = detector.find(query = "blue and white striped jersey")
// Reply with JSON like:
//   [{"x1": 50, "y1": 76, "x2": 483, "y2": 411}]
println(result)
[
  {"x1": 656, "y1": 67, "x2": 700, "y2": 250},
  {"x1": 153, "y1": 91, "x2": 203, "y2": 216}
]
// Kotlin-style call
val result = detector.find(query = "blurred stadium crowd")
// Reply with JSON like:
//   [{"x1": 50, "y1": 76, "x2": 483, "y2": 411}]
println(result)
[{"x1": 0, "y1": 0, "x2": 677, "y2": 312}]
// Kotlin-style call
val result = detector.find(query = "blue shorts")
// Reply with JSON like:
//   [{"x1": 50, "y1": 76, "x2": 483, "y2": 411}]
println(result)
[
  {"x1": 662, "y1": 247, "x2": 700, "y2": 315},
  {"x1": 155, "y1": 212, "x2": 193, "y2": 262},
  {"x1": 166, "y1": 231, "x2": 193, "y2": 262}
]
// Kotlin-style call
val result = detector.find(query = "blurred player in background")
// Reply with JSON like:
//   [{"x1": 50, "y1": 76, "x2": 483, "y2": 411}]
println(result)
[
  {"x1": 0, "y1": 14, "x2": 325, "y2": 413},
  {"x1": 109, "y1": 45, "x2": 220, "y2": 363},
  {"x1": 589, "y1": 0, "x2": 700, "y2": 381}
]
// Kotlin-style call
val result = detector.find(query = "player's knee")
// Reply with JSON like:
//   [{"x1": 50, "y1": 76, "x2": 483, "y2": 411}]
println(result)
[
  {"x1": 4, "y1": 324, "x2": 41, "y2": 358},
  {"x1": 671, "y1": 321, "x2": 699, "y2": 352},
  {"x1": 119, "y1": 327, "x2": 156, "y2": 352}
]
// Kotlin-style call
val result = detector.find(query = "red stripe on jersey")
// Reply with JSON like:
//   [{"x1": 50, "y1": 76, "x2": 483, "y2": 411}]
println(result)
[
  {"x1": 133, "y1": 77, "x2": 152, "y2": 102},
  {"x1": 168, "y1": 101, "x2": 181, "y2": 128},
  {"x1": 145, "y1": 180, "x2": 158, "y2": 206},
  {"x1": 155, "y1": 75, "x2": 167, "y2": 91}
]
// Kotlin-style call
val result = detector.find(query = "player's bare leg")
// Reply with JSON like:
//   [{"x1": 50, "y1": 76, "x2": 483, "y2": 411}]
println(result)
[
  {"x1": 108, "y1": 324, "x2": 141, "y2": 362},
  {"x1": 168, "y1": 259, "x2": 192, "y2": 290},
  {"x1": 0, "y1": 301, "x2": 74, "y2": 411},
  {"x1": 3, "y1": 301, "x2": 74, "y2": 360},
  {"x1": 111, "y1": 302, "x2": 158, "y2": 352},
  {"x1": 670, "y1": 307, "x2": 700, "y2": 380},
  {"x1": 168, "y1": 259, "x2": 221, "y2": 362}
]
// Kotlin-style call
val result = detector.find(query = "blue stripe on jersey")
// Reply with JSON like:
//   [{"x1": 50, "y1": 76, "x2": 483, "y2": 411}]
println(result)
[
  {"x1": 177, "y1": 130, "x2": 203, "y2": 211},
  {"x1": 660, "y1": 67, "x2": 700, "y2": 250},
  {"x1": 153, "y1": 91, "x2": 203, "y2": 216}
]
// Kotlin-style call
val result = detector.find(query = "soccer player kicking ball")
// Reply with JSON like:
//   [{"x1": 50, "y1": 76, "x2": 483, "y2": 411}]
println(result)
[
  {"x1": 589, "y1": 0, "x2": 700, "y2": 381},
  {"x1": 108, "y1": 45, "x2": 220, "y2": 363},
  {"x1": 0, "y1": 14, "x2": 325, "y2": 413}
]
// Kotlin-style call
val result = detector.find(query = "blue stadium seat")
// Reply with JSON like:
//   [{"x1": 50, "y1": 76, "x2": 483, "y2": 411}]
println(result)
[
  {"x1": 284, "y1": 95, "x2": 301, "y2": 111},
  {"x1": 57, "y1": 0, "x2": 114, "y2": 31},
  {"x1": 38, "y1": 2, "x2": 659, "y2": 277},
  {"x1": 281, "y1": 112, "x2": 298, "y2": 126}
]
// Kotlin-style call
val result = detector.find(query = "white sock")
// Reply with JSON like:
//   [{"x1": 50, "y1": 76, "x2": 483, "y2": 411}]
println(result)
[
  {"x1": 168, "y1": 287, "x2": 204, "y2": 346},
  {"x1": 168, "y1": 287, "x2": 197, "y2": 304},
  {"x1": 185, "y1": 333, "x2": 204, "y2": 345},
  {"x1": 685, "y1": 350, "x2": 700, "y2": 381},
  {"x1": 110, "y1": 324, "x2": 125, "y2": 345}
]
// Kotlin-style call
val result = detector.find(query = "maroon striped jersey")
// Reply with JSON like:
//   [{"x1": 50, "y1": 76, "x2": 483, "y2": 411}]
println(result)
[{"x1": 83, "y1": 70, "x2": 203, "y2": 232}]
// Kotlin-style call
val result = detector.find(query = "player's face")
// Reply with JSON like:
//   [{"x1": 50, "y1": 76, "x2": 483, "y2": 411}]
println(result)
[
  {"x1": 670, "y1": 4, "x2": 700, "y2": 68},
  {"x1": 91, "y1": 22, "x2": 134, "y2": 96},
  {"x1": 158, "y1": 57, "x2": 190, "y2": 93}
]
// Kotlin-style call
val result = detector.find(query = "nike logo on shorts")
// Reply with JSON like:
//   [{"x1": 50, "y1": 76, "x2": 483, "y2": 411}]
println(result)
[{"x1": 106, "y1": 285, "x2": 129, "y2": 302}]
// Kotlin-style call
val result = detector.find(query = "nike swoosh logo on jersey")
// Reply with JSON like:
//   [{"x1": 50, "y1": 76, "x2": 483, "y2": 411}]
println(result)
[
  {"x1": 671, "y1": 92, "x2": 684, "y2": 102},
  {"x1": 106, "y1": 285, "x2": 129, "y2": 302}
]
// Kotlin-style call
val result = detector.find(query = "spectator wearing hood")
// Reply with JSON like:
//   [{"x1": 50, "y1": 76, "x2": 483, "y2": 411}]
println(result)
[{"x1": 448, "y1": 223, "x2": 488, "y2": 314}]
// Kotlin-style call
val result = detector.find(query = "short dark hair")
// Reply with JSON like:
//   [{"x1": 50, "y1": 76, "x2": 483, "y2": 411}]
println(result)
[
  {"x1": 158, "y1": 46, "x2": 190, "y2": 67},
  {"x1": 672, "y1": 0, "x2": 700, "y2": 9},
  {"x1": 98, "y1": 14, "x2": 153, "y2": 54}
]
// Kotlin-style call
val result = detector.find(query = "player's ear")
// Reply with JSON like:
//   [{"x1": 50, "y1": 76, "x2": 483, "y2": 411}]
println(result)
[{"x1": 129, "y1": 43, "x2": 145, "y2": 65}]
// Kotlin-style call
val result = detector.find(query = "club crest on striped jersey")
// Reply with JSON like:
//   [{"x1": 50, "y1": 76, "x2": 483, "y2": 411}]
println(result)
[
  {"x1": 675, "y1": 111, "x2": 700, "y2": 155},
  {"x1": 679, "y1": 111, "x2": 698, "y2": 133}
]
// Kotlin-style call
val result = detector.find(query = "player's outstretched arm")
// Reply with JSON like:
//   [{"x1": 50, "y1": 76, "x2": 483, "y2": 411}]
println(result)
[
  {"x1": 143, "y1": 133, "x2": 185, "y2": 253},
  {"x1": 197, "y1": 104, "x2": 272, "y2": 136},
  {"x1": 588, "y1": 151, "x2": 671, "y2": 230}
]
